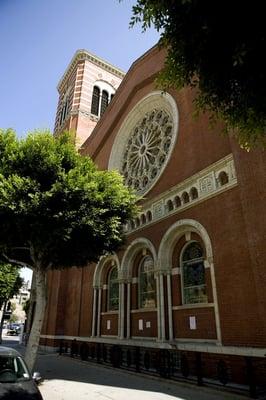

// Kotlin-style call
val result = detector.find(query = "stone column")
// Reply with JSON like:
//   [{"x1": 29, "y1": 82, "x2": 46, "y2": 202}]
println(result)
[
  {"x1": 156, "y1": 273, "x2": 161, "y2": 340},
  {"x1": 207, "y1": 256, "x2": 222, "y2": 343},
  {"x1": 91, "y1": 287, "x2": 97, "y2": 337},
  {"x1": 119, "y1": 281, "x2": 125, "y2": 338},
  {"x1": 96, "y1": 287, "x2": 102, "y2": 337},
  {"x1": 159, "y1": 273, "x2": 166, "y2": 341},
  {"x1": 126, "y1": 281, "x2": 131, "y2": 339},
  {"x1": 167, "y1": 273, "x2": 173, "y2": 341},
  {"x1": 117, "y1": 283, "x2": 121, "y2": 337}
]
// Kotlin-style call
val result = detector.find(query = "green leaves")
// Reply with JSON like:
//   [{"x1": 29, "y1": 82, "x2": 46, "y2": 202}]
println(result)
[
  {"x1": 0, "y1": 129, "x2": 19, "y2": 175},
  {"x1": 0, "y1": 129, "x2": 138, "y2": 270},
  {"x1": 130, "y1": 0, "x2": 266, "y2": 149},
  {"x1": 0, "y1": 264, "x2": 22, "y2": 304}
]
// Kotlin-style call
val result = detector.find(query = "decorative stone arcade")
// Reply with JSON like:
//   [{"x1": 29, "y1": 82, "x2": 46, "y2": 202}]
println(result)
[{"x1": 91, "y1": 219, "x2": 220, "y2": 345}]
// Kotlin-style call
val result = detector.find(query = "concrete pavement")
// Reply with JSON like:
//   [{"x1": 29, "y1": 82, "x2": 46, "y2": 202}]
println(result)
[
  {"x1": 36, "y1": 353, "x2": 248, "y2": 400},
  {"x1": 1, "y1": 335, "x2": 248, "y2": 400}
]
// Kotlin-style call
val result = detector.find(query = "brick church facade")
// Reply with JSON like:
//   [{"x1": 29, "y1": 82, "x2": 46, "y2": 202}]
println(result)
[{"x1": 41, "y1": 47, "x2": 266, "y2": 395}]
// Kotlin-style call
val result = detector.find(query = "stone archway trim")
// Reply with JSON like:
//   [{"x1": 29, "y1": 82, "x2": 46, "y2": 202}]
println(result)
[
  {"x1": 121, "y1": 237, "x2": 158, "y2": 280},
  {"x1": 158, "y1": 219, "x2": 221, "y2": 343},
  {"x1": 93, "y1": 254, "x2": 120, "y2": 288}
]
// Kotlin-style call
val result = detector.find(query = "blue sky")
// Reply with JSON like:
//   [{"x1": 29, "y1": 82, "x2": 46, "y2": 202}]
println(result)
[
  {"x1": 0, "y1": 0, "x2": 159, "y2": 282},
  {"x1": 0, "y1": 0, "x2": 159, "y2": 137}
]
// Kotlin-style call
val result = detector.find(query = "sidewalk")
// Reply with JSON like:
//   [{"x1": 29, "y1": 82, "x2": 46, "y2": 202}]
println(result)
[{"x1": 1, "y1": 336, "x2": 248, "y2": 400}]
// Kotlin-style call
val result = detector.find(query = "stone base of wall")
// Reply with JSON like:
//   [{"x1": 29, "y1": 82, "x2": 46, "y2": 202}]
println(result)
[
  {"x1": 39, "y1": 337, "x2": 266, "y2": 398},
  {"x1": 39, "y1": 344, "x2": 59, "y2": 353}
]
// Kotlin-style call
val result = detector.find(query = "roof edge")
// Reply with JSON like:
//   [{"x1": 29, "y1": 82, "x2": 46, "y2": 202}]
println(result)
[{"x1": 57, "y1": 49, "x2": 126, "y2": 92}]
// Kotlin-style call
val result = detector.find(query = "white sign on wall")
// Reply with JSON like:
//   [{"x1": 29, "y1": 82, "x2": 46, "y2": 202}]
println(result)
[
  {"x1": 146, "y1": 321, "x2": 151, "y2": 328},
  {"x1": 107, "y1": 320, "x2": 111, "y2": 330},
  {"x1": 189, "y1": 316, "x2": 196, "y2": 330},
  {"x1": 138, "y1": 319, "x2": 143, "y2": 331}
]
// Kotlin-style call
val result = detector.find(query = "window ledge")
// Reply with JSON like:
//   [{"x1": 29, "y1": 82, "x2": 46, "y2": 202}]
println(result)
[
  {"x1": 172, "y1": 303, "x2": 214, "y2": 310},
  {"x1": 131, "y1": 308, "x2": 157, "y2": 314},
  {"x1": 90, "y1": 113, "x2": 99, "y2": 122},
  {"x1": 101, "y1": 311, "x2": 119, "y2": 315}
]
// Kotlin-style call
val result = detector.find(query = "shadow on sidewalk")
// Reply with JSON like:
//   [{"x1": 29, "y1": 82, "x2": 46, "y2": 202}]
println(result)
[{"x1": 1, "y1": 339, "x2": 245, "y2": 400}]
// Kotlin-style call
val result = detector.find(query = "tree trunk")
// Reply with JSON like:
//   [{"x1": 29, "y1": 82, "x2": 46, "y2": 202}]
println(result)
[
  {"x1": 24, "y1": 267, "x2": 46, "y2": 372},
  {"x1": 25, "y1": 271, "x2": 36, "y2": 337}
]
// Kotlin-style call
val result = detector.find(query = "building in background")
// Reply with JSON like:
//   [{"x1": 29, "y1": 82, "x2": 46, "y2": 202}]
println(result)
[
  {"x1": 10, "y1": 281, "x2": 31, "y2": 324},
  {"x1": 41, "y1": 46, "x2": 266, "y2": 396}
]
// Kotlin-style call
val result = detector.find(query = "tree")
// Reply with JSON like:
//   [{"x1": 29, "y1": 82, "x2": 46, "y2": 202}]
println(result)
[
  {"x1": 0, "y1": 263, "x2": 23, "y2": 343},
  {"x1": 0, "y1": 264, "x2": 22, "y2": 307},
  {"x1": 130, "y1": 0, "x2": 266, "y2": 149},
  {"x1": 0, "y1": 129, "x2": 137, "y2": 370}
]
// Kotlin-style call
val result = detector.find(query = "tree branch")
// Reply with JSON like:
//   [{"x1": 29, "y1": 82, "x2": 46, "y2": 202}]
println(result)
[
  {"x1": 11, "y1": 247, "x2": 30, "y2": 251},
  {"x1": 2, "y1": 253, "x2": 33, "y2": 270}
]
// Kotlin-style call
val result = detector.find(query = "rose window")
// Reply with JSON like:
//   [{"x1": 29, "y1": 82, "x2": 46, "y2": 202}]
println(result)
[{"x1": 121, "y1": 109, "x2": 174, "y2": 195}]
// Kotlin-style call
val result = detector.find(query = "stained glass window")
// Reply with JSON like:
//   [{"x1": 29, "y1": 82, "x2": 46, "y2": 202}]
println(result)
[
  {"x1": 139, "y1": 256, "x2": 156, "y2": 309},
  {"x1": 108, "y1": 267, "x2": 119, "y2": 311},
  {"x1": 181, "y1": 242, "x2": 207, "y2": 304},
  {"x1": 121, "y1": 108, "x2": 174, "y2": 195}
]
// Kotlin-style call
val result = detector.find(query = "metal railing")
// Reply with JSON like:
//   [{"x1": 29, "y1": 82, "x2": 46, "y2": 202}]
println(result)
[{"x1": 58, "y1": 340, "x2": 266, "y2": 399}]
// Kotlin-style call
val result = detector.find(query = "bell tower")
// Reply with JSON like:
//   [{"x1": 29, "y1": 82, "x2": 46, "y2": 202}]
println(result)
[{"x1": 54, "y1": 49, "x2": 125, "y2": 147}]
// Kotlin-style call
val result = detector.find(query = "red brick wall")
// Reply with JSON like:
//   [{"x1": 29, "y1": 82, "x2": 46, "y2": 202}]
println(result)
[
  {"x1": 43, "y1": 46, "x2": 266, "y2": 353},
  {"x1": 131, "y1": 311, "x2": 157, "y2": 337},
  {"x1": 42, "y1": 270, "x2": 60, "y2": 335},
  {"x1": 173, "y1": 307, "x2": 216, "y2": 339},
  {"x1": 230, "y1": 141, "x2": 266, "y2": 343},
  {"x1": 126, "y1": 184, "x2": 263, "y2": 346},
  {"x1": 101, "y1": 313, "x2": 118, "y2": 336},
  {"x1": 78, "y1": 265, "x2": 95, "y2": 337}
]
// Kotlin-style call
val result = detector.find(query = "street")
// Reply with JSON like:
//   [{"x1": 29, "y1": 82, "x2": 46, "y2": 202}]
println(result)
[{"x1": 2, "y1": 334, "x2": 247, "y2": 400}]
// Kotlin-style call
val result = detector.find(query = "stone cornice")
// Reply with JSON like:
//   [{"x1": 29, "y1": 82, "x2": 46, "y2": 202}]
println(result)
[
  {"x1": 70, "y1": 108, "x2": 100, "y2": 121},
  {"x1": 57, "y1": 49, "x2": 125, "y2": 92}
]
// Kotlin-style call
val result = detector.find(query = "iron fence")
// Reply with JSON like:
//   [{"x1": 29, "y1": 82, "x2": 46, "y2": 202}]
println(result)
[{"x1": 58, "y1": 340, "x2": 266, "y2": 399}]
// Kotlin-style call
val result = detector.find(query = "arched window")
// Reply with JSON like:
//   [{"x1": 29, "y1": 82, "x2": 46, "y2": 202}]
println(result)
[
  {"x1": 130, "y1": 220, "x2": 135, "y2": 230},
  {"x1": 100, "y1": 90, "x2": 109, "y2": 116},
  {"x1": 174, "y1": 196, "x2": 181, "y2": 208},
  {"x1": 181, "y1": 242, "x2": 207, "y2": 304},
  {"x1": 91, "y1": 86, "x2": 100, "y2": 116},
  {"x1": 182, "y1": 192, "x2": 189, "y2": 204},
  {"x1": 141, "y1": 214, "x2": 146, "y2": 224},
  {"x1": 135, "y1": 217, "x2": 140, "y2": 227},
  {"x1": 59, "y1": 93, "x2": 70, "y2": 126},
  {"x1": 60, "y1": 101, "x2": 68, "y2": 125},
  {"x1": 146, "y1": 210, "x2": 152, "y2": 222},
  {"x1": 59, "y1": 104, "x2": 64, "y2": 126},
  {"x1": 139, "y1": 256, "x2": 156, "y2": 309},
  {"x1": 190, "y1": 187, "x2": 198, "y2": 200},
  {"x1": 167, "y1": 199, "x2": 174, "y2": 212},
  {"x1": 218, "y1": 171, "x2": 229, "y2": 186},
  {"x1": 108, "y1": 267, "x2": 119, "y2": 311}
]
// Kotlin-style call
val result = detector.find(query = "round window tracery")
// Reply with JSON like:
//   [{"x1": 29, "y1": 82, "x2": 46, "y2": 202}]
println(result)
[
  {"x1": 121, "y1": 108, "x2": 174, "y2": 195},
  {"x1": 109, "y1": 92, "x2": 178, "y2": 196}
]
